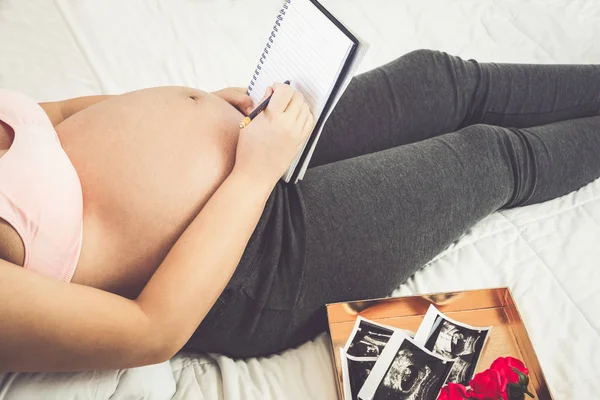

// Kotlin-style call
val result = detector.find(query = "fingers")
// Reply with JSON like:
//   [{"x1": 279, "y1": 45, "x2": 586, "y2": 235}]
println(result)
[
  {"x1": 213, "y1": 87, "x2": 254, "y2": 115},
  {"x1": 262, "y1": 81, "x2": 313, "y2": 139},
  {"x1": 246, "y1": 86, "x2": 274, "y2": 116},
  {"x1": 260, "y1": 86, "x2": 274, "y2": 102},
  {"x1": 299, "y1": 104, "x2": 314, "y2": 139},
  {"x1": 285, "y1": 90, "x2": 305, "y2": 117},
  {"x1": 230, "y1": 91, "x2": 253, "y2": 114},
  {"x1": 267, "y1": 82, "x2": 295, "y2": 114},
  {"x1": 296, "y1": 103, "x2": 310, "y2": 127}
]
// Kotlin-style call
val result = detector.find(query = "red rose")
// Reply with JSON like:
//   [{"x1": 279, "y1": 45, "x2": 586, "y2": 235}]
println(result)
[
  {"x1": 470, "y1": 369, "x2": 508, "y2": 400},
  {"x1": 490, "y1": 357, "x2": 529, "y2": 384},
  {"x1": 437, "y1": 383, "x2": 482, "y2": 400}
]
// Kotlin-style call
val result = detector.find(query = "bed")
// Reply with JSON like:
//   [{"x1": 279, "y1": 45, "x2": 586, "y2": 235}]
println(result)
[{"x1": 1, "y1": 0, "x2": 599, "y2": 398}]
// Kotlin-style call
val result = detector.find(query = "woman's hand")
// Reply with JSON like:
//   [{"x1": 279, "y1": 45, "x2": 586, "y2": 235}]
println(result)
[
  {"x1": 212, "y1": 87, "x2": 254, "y2": 115},
  {"x1": 233, "y1": 83, "x2": 314, "y2": 189}
]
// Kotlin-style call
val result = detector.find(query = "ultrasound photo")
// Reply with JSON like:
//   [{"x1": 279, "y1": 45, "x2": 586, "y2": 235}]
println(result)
[
  {"x1": 342, "y1": 350, "x2": 378, "y2": 400},
  {"x1": 372, "y1": 339, "x2": 453, "y2": 400},
  {"x1": 415, "y1": 306, "x2": 491, "y2": 386},
  {"x1": 358, "y1": 332, "x2": 454, "y2": 400},
  {"x1": 345, "y1": 317, "x2": 396, "y2": 358}
]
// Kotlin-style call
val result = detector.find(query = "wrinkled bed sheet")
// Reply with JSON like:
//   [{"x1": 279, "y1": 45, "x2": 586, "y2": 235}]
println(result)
[{"x1": 1, "y1": 0, "x2": 599, "y2": 398}]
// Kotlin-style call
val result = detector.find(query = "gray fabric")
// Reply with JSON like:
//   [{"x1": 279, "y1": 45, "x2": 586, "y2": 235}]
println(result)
[{"x1": 187, "y1": 50, "x2": 600, "y2": 357}]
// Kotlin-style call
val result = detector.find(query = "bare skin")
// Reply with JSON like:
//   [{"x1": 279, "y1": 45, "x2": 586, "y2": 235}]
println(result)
[
  {"x1": 0, "y1": 84, "x2": 314, "y2": 372},
  {"x1": 1, "y1": 87, "x2": 246, "y2": 298},
  {"x1": 57, "y1": 87, "x2": 249, "y2": 298}
]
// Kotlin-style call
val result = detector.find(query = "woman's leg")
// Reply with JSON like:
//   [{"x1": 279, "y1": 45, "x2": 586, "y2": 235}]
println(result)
[
  {"x1": 310, "y1": 49, "x2": 600, "y2": 166},
  {"x1": 288, "y1": 114, "x2": 600, "y2": 347},
  {"x1": 188, "y1": 114, "x2": 600, "y2": 357},
  {"x1": 188, "y1": 52, "x2": 600, "y2": 357}
]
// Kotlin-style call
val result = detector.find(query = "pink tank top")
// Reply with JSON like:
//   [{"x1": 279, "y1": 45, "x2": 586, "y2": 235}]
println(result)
[{"x1": 0, "y1": 89, "x2": 83, "y2": 282}]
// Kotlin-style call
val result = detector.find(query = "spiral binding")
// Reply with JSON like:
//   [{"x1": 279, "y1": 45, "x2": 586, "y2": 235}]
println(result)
[{"x1": 247, "y1": 0, "x2": 291, "y2": 94}]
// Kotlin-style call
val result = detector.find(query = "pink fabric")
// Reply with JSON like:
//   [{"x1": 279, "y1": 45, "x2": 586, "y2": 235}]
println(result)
[{"x1": 0, "y1": 89, "x2": 83, "y2": 282}]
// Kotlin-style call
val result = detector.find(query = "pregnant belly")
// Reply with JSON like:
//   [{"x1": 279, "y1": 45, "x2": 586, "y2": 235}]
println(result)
[{"x1": 56, "y1": 87, "x2": 244, "y2": 298}]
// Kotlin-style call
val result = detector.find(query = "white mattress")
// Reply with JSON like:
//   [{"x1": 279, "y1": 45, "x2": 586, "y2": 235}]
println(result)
[{"x1": 1, "y1": 0, "x2": 600, "y2": 398}]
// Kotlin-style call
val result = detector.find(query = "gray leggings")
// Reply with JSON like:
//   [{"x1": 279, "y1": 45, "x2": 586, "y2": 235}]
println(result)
[{"x1": 187, "y1": 50, "x2": 600, "y2": 357}]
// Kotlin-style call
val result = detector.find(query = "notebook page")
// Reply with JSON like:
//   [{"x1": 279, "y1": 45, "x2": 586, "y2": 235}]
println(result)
[
  {"x1": 249, "y1": 0, "x2": 353, "y2": 114},
  {"x1": 295, "y1": 39, "x2": 368, "y2": 182},
  {"x1": 248, "y1": 0, "x2": 354, "y2": 180}
]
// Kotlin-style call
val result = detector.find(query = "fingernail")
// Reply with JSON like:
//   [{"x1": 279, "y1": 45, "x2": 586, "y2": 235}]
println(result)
[{"x1": 246, "y1": 106, "x2": 253, "y2": 114}]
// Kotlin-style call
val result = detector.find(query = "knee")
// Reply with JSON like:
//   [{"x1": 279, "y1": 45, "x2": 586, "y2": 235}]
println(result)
[
  {"x1": 405, "y1": 48, "x2": 440, "y2": 59},
  {"x1": 460, "y1": 123, "x2": 498, "y2": 133},
  {"x1": 456, "y1": 123, "x2": 506, "y2": 144},
  {"x1": 386, "y1": 49, "x2": 467, "y2": 86},
  {"x1": 454, "y1": 123, "x2": 528, "y2": 206},
  {"x1": 397, "y1": 49, "x2": 445, "y2": 68}
]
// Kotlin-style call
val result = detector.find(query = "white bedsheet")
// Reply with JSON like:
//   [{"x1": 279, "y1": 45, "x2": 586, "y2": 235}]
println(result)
[{"x1": 1, "y1": 0, "x2": 599, "y2": 398}]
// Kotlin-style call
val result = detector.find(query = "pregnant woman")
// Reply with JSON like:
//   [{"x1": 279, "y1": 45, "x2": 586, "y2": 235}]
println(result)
[{"x1": 2, "y1": 50, "x2": 600, "y2": 371}]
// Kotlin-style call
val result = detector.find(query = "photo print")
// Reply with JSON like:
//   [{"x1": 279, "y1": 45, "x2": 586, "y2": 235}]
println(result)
[
  {"x1": 341, "y1": 349, "x2": 378, "y2": 400},
  {"x1": 358, "y1": 331, "x2": 454, "y2": 400},
  {"x1": 342, "y1": 317, "x2": 403, "y2": 399},
  {"x1": 414, "y1": 305, "x2": 491, "y2": 386},
  {"x1": 344, "y1": 317, "x2": 398, "y2": 358}
]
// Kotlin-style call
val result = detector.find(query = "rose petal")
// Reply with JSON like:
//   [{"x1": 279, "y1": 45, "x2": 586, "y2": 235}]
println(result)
[
  {"x1": 470, "y1": 368, "x2": 508, "y2": 398},
  {"x1": 438, "y1": 383, "x2": 474, "y2": 400},
  {"x1": 491, "y1": 357, "x2": 529, "y2": 384}
]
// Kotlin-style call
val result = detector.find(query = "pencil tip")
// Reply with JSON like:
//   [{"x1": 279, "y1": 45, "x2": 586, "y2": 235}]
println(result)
[{"x1": 239, "y1": 117, "x2": 251, "y2": 129}]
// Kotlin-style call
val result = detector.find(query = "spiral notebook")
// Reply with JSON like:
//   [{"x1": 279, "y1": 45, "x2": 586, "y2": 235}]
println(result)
[{"x1": 247, "y1": 0, "x2": 366, "y2": 183}]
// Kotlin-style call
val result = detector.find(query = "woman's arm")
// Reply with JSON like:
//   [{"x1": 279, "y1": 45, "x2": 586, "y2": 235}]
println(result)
[
  {"x1": 0, "y1": 260, "x2": 157, "y2": 371},
  {"x1": 136, "y1": 169, "x2": 272, "y2": 355},
  {"x1": 0, "y1": 83, "x2": 313, "y2": 372},
  {"x1": 134, "y1": 82, "x2": 312, "y2": 357},
  {"x1": 0, "y1": 170, "x2": 269, "y2": 372},
  {"x1": 39, "y1": 95, "x2": 113, "y2": 126}
]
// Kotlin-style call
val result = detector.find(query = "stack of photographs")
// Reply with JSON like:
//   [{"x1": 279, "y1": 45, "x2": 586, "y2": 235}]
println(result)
[{"x1": 339, "y1": 306, "x2": 491, "y2": 400}]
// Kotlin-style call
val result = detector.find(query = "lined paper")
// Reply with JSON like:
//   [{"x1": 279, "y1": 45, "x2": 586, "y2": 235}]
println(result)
[{"x1": 248, "y1": 0, "x2": 357, "y2": 181}]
